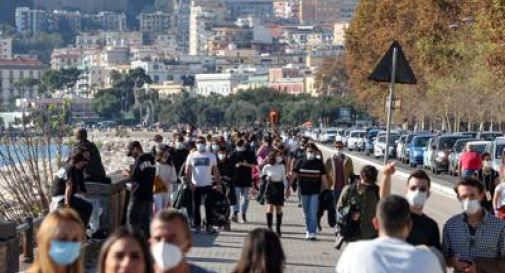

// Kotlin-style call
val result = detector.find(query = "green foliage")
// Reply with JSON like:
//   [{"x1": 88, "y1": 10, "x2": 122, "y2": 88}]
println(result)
[
  {"x1": 13, "y1": 32, "x2": 64, "y2": 64},
  {"x1": 92, "y1": 90, "x2": 122, "y2": 120},
  {"x1": 41, "y1": 68, "x2": 81, "y2": 91}
]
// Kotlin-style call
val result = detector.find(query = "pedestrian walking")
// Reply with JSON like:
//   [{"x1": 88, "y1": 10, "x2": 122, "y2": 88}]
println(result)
[
  {"x1": 73, "y1": 127, "x2": 109, "y2": 183},
  {"x1": 185, "y1": 136, "x2": 221, "y2": 234},
  {"x1": 442, "y1": 177, "x2": 505, "y2": 273},
  {"x1": 335, "y1": 195, "x2": 444, "y2": 273},
  {"x1": 458, "y1": 143, "x2": 482, "y2": 178},
  {"x1": 261, "y1": 151, "x2": 290, "y2": 237},
  {"x1": 97, "y1": 226, "x2": 154, "y2": 273},
  {"x1": 293, "y1": 143, "x2": 328, "y2": 240},
  {"x1": 477, "y1": 152, "x2": 500, "y2": 207},
  {"x1": 327, "y1": 141, "x2": 354, "y2": 200},
  {"x1": 493, "y1": 177, "x2": 505, "y2": 219},
  {"x1": 380, "y1": 164, "x2": 441, "y2": 249},
  {"x1": 150, "y1": 209, "x2": 216, "y2": 273},
  {"x1": 27, "y1": 209, "x2": 86, "y2": 273},
  {"x1": 231, "y1": 228, "x2": 285, "y2": 273},
  {"x1": 123, "y1": 141, "x2": 156, "y2": 237},
  {"x1": 151, "y1": 134, "x2": 164, "y2": 157},
  {"x1": 230, "y1": 139, "x2": 257, "y2": 223},
  {"x1": 172, "y1": 134, "x2": 190, "y2": 178},
  {"x1": 154, "y1": 147, "x2": 178, "y2": 213}
]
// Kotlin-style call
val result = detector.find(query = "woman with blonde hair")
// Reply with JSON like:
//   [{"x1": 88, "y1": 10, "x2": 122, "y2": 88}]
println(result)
[{"x1": 28, "y1": 208, "x2": 85, "y2": 273}]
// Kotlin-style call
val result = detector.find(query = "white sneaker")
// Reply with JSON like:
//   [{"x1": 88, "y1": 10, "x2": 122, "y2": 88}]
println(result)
[
  {"x1": 305, "y1": 232, "x2": 311, "y2": 239},
  {"x1": 309, "y1": 233, "x2": 317, "y2": 241}
]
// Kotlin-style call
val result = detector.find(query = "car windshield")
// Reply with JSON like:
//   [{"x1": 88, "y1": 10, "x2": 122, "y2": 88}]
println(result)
[
  {"x1": 472, "y1": 144, "x2": 487, "y2": 154},
  {"x1": 351, "y1": 132, "x2": 365, "y2": 137},
  {"x1": 481, "y1": 133, "x2": 502, "y2": 141},
  {"x1": 378, "y1": 136, "x2": 386, "y2": 143},
  {"x1": 367, "y1": 131, "x2": 379, "y2": 139},
  {"x1": 413, "y1": 137, "x2": 430, "y2": 147},
  {"x1": 497, "y1": 144, "x2": 505, "y2": 159},
  {"x1": 406, "y1": 135, "x2": 416, "y2": 143},
  {"x1": 454, "y1": 140, "x2": 471, "y2": 152},
  {"x1": 439, "y1": 137, "x2": 460, "y2": 150}
]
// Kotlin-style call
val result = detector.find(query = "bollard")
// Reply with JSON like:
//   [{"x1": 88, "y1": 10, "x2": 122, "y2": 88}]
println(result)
[{"x1": 23, "y1": 217, "x2": 34, "y2": 263}]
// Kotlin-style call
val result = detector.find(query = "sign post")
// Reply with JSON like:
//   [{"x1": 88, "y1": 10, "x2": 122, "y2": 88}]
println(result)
[{"x1": 369, "y1": 41, "x2": 417, "y2": 165}]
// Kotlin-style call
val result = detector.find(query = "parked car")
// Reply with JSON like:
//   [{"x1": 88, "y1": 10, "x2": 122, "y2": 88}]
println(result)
[
  {"x1": 489, "y1": 137, "x2": 505, "y2": 172},
  {"x1": 334, "y1": 129, "x2": 345, "y2": 142},
  {"x1": 342, "y1": 129, "x2": 352, "y2": 147},
  {"x1": 399, "y1": 134, "x2": 421, "y2": 164},
  {"x1": 319, "y1": 128, "x2": 339, "y2": 143},
  {"x1": 424, "y1": 138, "x2": 435, "y2": 170},
  {"x1": 477, "y1": 131, "x2": 503, "y2": 141},
  {"x1": 373, "y1": 134, "x2": 399, "y2": 159},
  {"x1": 456, "y1": 131, "x2": 478, "y2": 138},
  {"x1": 365, "y1": 129, "x2": 381, "y2": 156},
  {"x1": 430, "y1": 135, "x2": 468, "y2": 174},
  {"x1": 347, "y1": 130, "x2": 367, "y2": 151},
  {"x1": 448, "y1": 138, "x2": 477, "y2": 176},
  {"x1": 408, "y1": 135, "x2": 434, "y2": 168}
]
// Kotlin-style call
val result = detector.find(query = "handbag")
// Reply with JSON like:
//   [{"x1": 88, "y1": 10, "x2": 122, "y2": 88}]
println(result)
[{"x1": 153, "y1": 175, "x2": 168, "y2": 194}]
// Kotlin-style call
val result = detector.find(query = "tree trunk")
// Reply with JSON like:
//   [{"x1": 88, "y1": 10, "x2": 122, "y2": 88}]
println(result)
[{"x1": 490, "y1": 117, "x2": 494, "y2": 131}]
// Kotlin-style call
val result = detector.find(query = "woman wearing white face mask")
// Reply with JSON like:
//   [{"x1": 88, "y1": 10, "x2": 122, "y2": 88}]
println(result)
[
  {"x1": 154, "y1": 147, "x2": 178, "y2": 213},
  {"x1": 261, "y1": 151, "x2": 290, "y2": 237},
  {"x1": 28, "y1": 209, "x2": 85, "y2": 273}
]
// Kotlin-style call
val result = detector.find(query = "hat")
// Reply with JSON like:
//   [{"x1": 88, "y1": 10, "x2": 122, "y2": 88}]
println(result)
[{"x1": 127, "y1": 141, "x2": 142, "y2": 156}]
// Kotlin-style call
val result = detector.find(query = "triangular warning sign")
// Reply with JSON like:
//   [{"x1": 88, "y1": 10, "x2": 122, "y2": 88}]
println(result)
[{"x1": 369, "y1": 41, "x2": 417, "y2": 84}]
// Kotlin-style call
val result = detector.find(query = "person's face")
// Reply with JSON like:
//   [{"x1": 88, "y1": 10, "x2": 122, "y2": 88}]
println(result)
[
  {"x1": 406, "y1": 177, "x2": 430, "y2": 198},
  {"x1": 456, "y1": 185, "x2": 485, "y2": 202},
  {"x1": 76, "y1": 160, "x2": 88, "y2": 170},
  {"x1": 162, "y1": 151, "x2": 170, "y2": 162},
  {"x1": 150, "y1": 219, "x2": 191, "y2": 254},
  {"x1": 83, "y1": 151, "x2": 91, "y2": 160},
  {"x1": 52, "y1": 219, "x2": 83, "y2": 243},
  {"x1": 104, "y1": 237, "x2": 146, "y2": 273},
  {"x1": 335, "y1": 144, "x2": 343, "y2": 151}
]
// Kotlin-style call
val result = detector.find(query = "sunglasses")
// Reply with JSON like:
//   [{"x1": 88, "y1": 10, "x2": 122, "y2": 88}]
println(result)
[{"x1": 409, "y1": 185, "x2": 428, "y2": 192}]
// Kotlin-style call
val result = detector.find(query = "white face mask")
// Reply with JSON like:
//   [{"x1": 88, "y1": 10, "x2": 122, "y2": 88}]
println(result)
[
  {"x1": 484, "y1": 160, "x2": 493, "y2": 169},
  {"x1": 151, "y1": 242, "x2": 183, "y2": 272},
  {"x1": 196, "y1": 144, "x2": 206, "y2": 152},
  {"x1": 461, "y1": 199, "x2": 481, "y2": 215},
  {"x1": 406, "y1": 190, "x2": 428, "y2": 208},
  {"x1": 236, "y1": 146, "x2": 246, "y2": 152},
  {"x1": 218, "y1": 153, "x2": 226, "y2": 161},
  {"x1": 276, "y1": 156, "x2": 283, "y2": 164},
  {"x1": 175, "y1": 142, "x2": 184, "y2": 150},
  {"x1": 212, "y1": 144, "x2": 219, "y2": 151}
]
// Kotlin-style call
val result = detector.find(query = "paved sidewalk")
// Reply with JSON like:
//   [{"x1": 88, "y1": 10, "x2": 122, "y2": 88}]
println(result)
[{"x1": 188, "y1": 197, "x2": 340, "y2": 273}]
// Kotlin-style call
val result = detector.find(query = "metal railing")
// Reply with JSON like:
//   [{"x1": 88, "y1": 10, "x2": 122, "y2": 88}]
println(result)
[{"x1": 16, "y1": 216, "x2": 45, "y2": 263}]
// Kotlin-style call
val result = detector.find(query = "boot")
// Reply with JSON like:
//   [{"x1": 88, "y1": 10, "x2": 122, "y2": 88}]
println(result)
[
  {"x1": 266, "y1": 213, "x2": 273, "y2": 230},
  {"x1": 276, "y1": 213, "x2": 283, "y2": 237}
]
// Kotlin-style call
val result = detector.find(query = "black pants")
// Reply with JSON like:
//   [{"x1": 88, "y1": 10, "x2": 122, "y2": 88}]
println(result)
[
  {"x1": 193, "y1": 185, "x2": 212, "y2": 228},
  {"x1": 127, "y1": 200, "x2": 153, "y2": 237}
]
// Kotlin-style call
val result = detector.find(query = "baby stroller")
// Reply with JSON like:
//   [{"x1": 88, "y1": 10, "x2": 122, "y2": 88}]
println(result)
[{"x1": 206, "y1": 178, "x2": 232, "y2": 230}]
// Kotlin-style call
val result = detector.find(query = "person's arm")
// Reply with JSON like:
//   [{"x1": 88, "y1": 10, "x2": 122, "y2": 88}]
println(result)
[
  {"x1": 185, "y1": 156, "x2": 192, "y2": 184},
  {"x1": 320, "y1": 161, "x2": 328, "y2": 190},
  {"x1": 493, "y1": 185, "x2": 502, "y2": 212},
  {"x1": 64, "y1": 180, "x2": 73, "y2": 207},
  {"x1": 458, "y1": 157, "x2": 462, "y2": 176},
  {"x1": 212, "y1": 165, "x2": 221, "y2": 185},
  {"x1": 380, "y1": 162, "x2": 395, "y2": 199}
]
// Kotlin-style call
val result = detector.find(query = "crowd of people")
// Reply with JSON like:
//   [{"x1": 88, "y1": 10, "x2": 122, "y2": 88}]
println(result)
[{"x1": 37, "y1": 126, "x2": 505, "y2": 273}]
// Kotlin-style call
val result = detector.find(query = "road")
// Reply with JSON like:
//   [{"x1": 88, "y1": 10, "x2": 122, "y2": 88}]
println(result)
[{"x1": 186, "y1": 145, "x2": 461, "y2": 273}]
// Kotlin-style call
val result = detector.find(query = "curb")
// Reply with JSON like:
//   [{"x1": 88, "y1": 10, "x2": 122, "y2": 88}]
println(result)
[{"x1": 316, "y1": 144, "x2": 457, "y2": 198}]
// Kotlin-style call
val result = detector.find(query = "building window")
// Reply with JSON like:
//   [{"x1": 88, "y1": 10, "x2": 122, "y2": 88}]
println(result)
[
  {"x1": 166, "y1": 75, "x2": 173, "y2": 81},
  {"x1": 153, "y1": 75, "x2": 160, "y2": 82}
]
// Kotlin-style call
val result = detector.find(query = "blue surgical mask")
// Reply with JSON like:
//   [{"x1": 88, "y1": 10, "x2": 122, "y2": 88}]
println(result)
[{"x1": 49, "y1": 240, "x2": 81, "y2": 266}]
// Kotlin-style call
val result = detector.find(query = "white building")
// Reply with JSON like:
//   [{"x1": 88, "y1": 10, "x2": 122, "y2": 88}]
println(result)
[
  {"x1": 338, "y1": 0, "x2": 359, "y2": 23},
  {"x1": 333, "y1": 22, "x2": 349, "y2": 46},
  {"x1": 82, "y1": 11, "x2": 127, "y2": 32},
  {"x1": 0, "y1": 38, "x2": 13, "y2": 59},
  {"x1": 189, "y1": 0, "x2": 226, "y2": 56},
  {"x1": 51, "y1": 48, "x2": 85, "y2": 70},
  {"x1": 0, "y1": 57, "x2": 46, "y2": 105},
  {"x1": 15, "y1": 7, "x2": 51, "y2": 35},
  {"x1": 131, "y1": 59, "x2": 206, "y2": 84},
  {"x1": 105, "y1": 32, "x2": 143, "y2": 47},
  {"x1": 173, "y1": 0, "x2": 191, "y2": 53},
  {"x1": 195, "y1": 73, "x2": 246, "y2": 96}
]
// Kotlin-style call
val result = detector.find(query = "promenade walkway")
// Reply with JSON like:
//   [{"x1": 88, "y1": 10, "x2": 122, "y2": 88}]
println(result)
[{"x1": 188, "y1": 197, "x2": 339, "y2": 273}]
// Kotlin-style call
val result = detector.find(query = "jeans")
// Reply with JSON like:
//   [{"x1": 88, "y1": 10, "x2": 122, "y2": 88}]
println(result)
[
  {"x1": 461, "y1": 170, "x2": 477, "y2": 178},
  {"x1": 127, "y1": 200, "x2": 153, "y2": 237},
  {"x1": 193, "y1": 185, "x2": 212, "y2": 228},
  {"x1": 301, "y1": 194, "x2": 319, "y2": 234},
  {"x1": 234, "y1": 187, "x2": 250, "y2": 214}
]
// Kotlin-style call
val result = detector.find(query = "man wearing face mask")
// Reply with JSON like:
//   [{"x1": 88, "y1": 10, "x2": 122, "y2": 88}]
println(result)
[
  {"x1": 293, "y1": 143, "x2": 328, "y2": 240},
  {"x1": 477, "y1": 152, "x2": 500, "y2": 206},
  {"x1": 150, "y1": 209, "x2": 216, "y2": 273},
  {"x1": 327, "y1": 141, "x2": 354, "y2": 201},
  {"x1": 335, "y1": 195, "x2": 444, "y2": 273},
  {"x1": 152, "y1": 134, "x2": 164, "y2": 156},
  {"x1": 185, "y1": 136, "x2": 221, "y2": 234},
  {"x1": 172, "y1": 134, "x2": 190, "y2": 178},
  {"x1": 442, "y1": 177, "x2": 505, "y2": 273},
  {"x1": 289, "y1": 136, "x2": 309, "y2": 208},
  {"x1": 380, "y1": 164, "x2": 441, "y2": 249},
  {"x1": 230, "y1": 139, "x2": 257, "y2": 223}
]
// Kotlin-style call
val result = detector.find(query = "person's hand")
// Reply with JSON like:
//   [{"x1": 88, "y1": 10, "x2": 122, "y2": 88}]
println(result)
[
  {"x1": 464, "y1": 263, "x2": 477, "y2": 273},
  {"x1": 351, "y1": 211, "x2": 360, "y2": 221},
  {"x1": 383, "y1": 162, "x2": 396, "y2": 176},
  {"x1": 122, "y1": 169, "x2": 130, "y2": 176},
  {"x1": 285, "y1": 188, "x2": 291, "y2": 199}
]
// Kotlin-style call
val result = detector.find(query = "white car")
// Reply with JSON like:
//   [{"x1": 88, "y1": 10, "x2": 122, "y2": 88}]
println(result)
[
  {"x1": 490, "y1": 137, "x2": 505, "y2": 172},
  {"x1": 319, "y1": 128, "x2": 339, "y2": 143},
  {"x1": 347, "y1": 130, "x2": 366, "y2": 151},
  {"x1": 373, "y1": 135, "x2": 399, "y2": 158}
]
